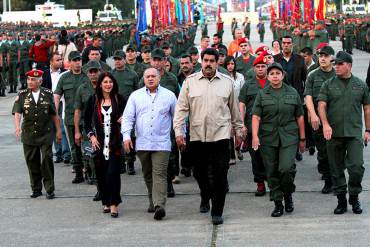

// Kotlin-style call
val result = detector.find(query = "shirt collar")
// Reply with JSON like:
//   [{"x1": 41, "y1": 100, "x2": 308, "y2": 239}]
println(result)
[
  {"x1": 145, "y1": 85, "x2": 160, "y2": 95},
  {"x1": 197, "y1": 70, "x2": 221, "y2": 81}
]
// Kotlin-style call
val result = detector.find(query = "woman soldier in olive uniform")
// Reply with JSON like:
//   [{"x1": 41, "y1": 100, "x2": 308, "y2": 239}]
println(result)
[{"x1": 251, "y1": 63, "x2": 306, "y2": 217}]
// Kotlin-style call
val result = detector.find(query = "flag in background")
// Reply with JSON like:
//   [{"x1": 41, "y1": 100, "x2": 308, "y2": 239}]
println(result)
[{"x1": 136, "y1": 0, "x2": 147, "y2": 48}]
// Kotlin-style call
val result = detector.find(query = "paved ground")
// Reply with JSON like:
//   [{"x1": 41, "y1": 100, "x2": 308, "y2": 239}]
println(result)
[{"x1": 0, "y1": 22, "x2": 370, "y2": 247}]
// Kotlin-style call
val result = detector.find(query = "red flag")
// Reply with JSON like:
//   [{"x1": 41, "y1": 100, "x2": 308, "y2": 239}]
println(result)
[
  {"x1": 217, "y1": 5, "x2": 221, "y2": 19},
  {"x1": 316, "y1": 0, "x2": 324, "y2": 20}
]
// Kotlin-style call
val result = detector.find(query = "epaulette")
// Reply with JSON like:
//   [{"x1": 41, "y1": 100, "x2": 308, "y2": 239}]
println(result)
[
  {"x1": 18, "y1": 89, "x2": 28, "y2": 95},
  {"x1": 42, "y1": 88, "x2": 53, "y2": 94}
]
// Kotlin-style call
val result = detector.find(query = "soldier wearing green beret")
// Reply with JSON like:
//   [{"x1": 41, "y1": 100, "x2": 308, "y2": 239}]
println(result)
[
  {"x1": 54, "y1": 51, "x2": 91, "y2": 184},
  {"x1": 13, "y1": 69, "x2": 61, "y2": 199},
  {"x1": 318, "y1": 51, "x2": 370, "y2": 215}
]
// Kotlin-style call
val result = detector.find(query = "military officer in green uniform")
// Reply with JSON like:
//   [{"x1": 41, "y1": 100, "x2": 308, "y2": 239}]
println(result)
[
  {"x1": 318, "y1": 51, "x2": 370, "y2": 215},
  {"x1": 252, "y1": 63, "x2": 305, "y2": 217},
  {"x1": 257, "y1": 19, "x2": 266, "y2": 43},
  {"x1": 344, "y1": 20, "x2": 355, "y2": 54},
  {"x1": 18, "y1": 33, "x2": 32, "y2": 90},
  {"x1": 243, "y1": 17, "x2": 251, "y2": 40},
  {"x1": 304, "y1": 45, "x2": 335, "y2": 194},
  {"x1": 162, "y1": 41, "x2": 180, "y2": 75},
  {"x1": 239, "y1": 54, "x2": 269, "y2": 197},
  {"x1": 126, "y1": 44, "x2": 147, "y2": 79},
  {"x1": 82, "y1": 47, "x2": 111, "y2": 73},
  {"x1": 141, "y1": 46, "x2": 152, "y2": 67},
  {"x1": 0, "y1": 41, "x2": 5, "y2": 97},
  {"x1": 188, "y1": 46, "x2": 202, "y2": 72},
  {"x1": 74, "y1": 60, "x2": 101, "y2": 187},
  {"x1": 54, "y1": 51, "x2": 91, "y2": 184},
  {"x1": 13, "y1": 69, "x2": 61, "y2": 199},
  {"x1": 6, "y1": 33, "x2": 20, "y2": 93},
  {"x1": 112, "y1": 50, "x2": 139, "y2": 175},
  {"x1": 0, "y1": 33, "x2": 9, "y2": 91}
]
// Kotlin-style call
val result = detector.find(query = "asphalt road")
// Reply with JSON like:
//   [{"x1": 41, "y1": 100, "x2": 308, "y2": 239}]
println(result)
[{"x1": 0, "y1": 22, "x2": 370, "y2": 247}]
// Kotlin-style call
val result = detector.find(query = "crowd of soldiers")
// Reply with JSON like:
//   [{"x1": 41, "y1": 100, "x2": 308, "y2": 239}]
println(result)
[
  {"x1": 270, "y1": 13, "x2": 370, "y2": 54},
  {"x1": 0, "y1": 20, "x2": 197, "y2": 96},
  {"x1": 7, "y1": 14, "x2": 370, "y2": 225}
]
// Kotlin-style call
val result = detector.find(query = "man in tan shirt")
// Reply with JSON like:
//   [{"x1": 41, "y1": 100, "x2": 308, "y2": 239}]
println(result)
[{"x1": 173, "y1": 48, "x2": 243, "y2": 225}]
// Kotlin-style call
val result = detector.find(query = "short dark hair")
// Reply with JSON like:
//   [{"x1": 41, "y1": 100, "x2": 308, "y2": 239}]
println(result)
[
  {"x1": 281, "y1": 35, "x2": 293, "y2": 41},
  {"x1": 300, "y1": 47, "x2": 313, "y2": 55},
  {"x1": 213, "y1": 33, "x2": 221, "y2": 39},
  {"x1": 180, "y1": 54, "x2": 192, "y2": 61},
  {"x1": 89, "y1": 47, "x2": 101, "y2": 55},
  {"x1": 201, "y1": 35, "x2": 210, "y2": 41},
  {"x1": 201, "y1": 48, "x2": 219, "y2": 62},
  {"x1": 50, "y1": 52, "x2": 60, "y2": 62}
]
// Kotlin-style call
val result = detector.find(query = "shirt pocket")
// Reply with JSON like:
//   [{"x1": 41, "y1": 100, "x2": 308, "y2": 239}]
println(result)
[
  {"x1": 352, "y1": 85, "x2": 364, "y2": 102},
  {"x1": 283, "y1": 98, "x2": 297, "y2": 115},
  {"x1": 190, "y1": 120, "x2": 203, "y2": 138}
]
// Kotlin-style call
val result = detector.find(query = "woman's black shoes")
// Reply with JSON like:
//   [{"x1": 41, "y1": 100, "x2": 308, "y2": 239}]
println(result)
[{"x1": 271, "y1": 201, "x2": 284, "y2": 217}]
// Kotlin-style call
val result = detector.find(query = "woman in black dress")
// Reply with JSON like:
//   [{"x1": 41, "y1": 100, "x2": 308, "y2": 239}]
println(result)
[{"x1": 84, "y1": 72, "x2": 126, "y2": 218}]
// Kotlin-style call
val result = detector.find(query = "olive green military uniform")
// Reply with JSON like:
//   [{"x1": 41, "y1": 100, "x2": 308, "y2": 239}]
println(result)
[
  {"x1": 318, "y1": 75, "x2": 370, "y2": 196},
  {"x1": 252, "y1": 83, "x2": 304, "y2": 201},
  {"x1": 54, "y1": 71, "x2": 90, "y2": 176},
  {"x1": 344, "y1": 23, "x2": 355, "y2": 54},
  {"x1": 304, "y1": 67, "x2": 335, "y2": 179},
  {"x1": 239, "y1": 78, "x2": 269, "y2": 183},
  {"x1": 19, "y1": 40, "x2": 32, "y2": 89},
  {"x1": 0, "y1": 41, "x2": 9, "y2": 87},
  {"x1": 82, "y1": 61, "x2": 111, "y2": 73},
  {"x1": 112, "y1": 66, "x2": 139, "y2": 166},
  {"x1": 167, "y1": 56, "x2": 180, "y2": 75},
  {"x1": 235, "y1": 55, "x2": 256, "y2": 80},
  {"x1": 126, "y1": 61, "x2": 147, "y2": 79},
  {"x1": 12, "y1": 88, "x2": 56, "y2": 194},
  {"x1": 244, "y1": 22, "x2": 251, "y2": 40},
  {"x1": 7, "y1": 40, "x2": 19, "y2": 91},
  {"x1": 193, "y1": 62, "x2": 202, "y2": 72},
  {"x1": 74, "y1": 80, "x2": 96, "y2": 182}
]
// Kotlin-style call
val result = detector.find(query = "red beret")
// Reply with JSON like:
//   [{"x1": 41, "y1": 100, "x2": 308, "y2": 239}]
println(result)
[
  {"x1": 261, "y1": 49, "x2": 273, "y2": 57},
  {"x1": 316, "y1": 42, "x2": 329, "y2": 51},
  {"x1": 26, "y1": 69, "x2": 44, "y2": 78},
  {"x1": 238, "y1": 37, "x2": 249, "y2": 46},
  {"x1": 253, "y1": 54, "x2": 268, "y2": 66},
  {"x1": 255, "y1": 45, "x2": 269, "y2": 54}
]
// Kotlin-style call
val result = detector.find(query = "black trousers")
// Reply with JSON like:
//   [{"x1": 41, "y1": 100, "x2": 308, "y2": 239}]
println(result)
[
  {"x1": 190, "y1": 139, "x2": 230, "y2": 216},
  {"x1": 247, "y1": 135, "x2": 266, "y2": 183},
  {"x1": 95, "y1": 154, "x2": 122, "y2": 207}
]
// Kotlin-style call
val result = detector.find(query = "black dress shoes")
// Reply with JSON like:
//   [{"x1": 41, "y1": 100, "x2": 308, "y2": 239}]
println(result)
[
  {"x1": 154, "y1": 206, "x2": 166, "y2": 220},
  {"x1": 111, "y1": 212, "x2": 119, "y2": 218},
  {"x1": 72, "y1": 175, "x2": 84, "y2": 184},
  {"x1": 93, "y1": 191, "x2": 102, "y2": 201},
  {"x1": 46, "y1": 192, "x2": 55, "y2": 199},
  {"x1": 127, "y1": 162, "x2": 136, "y2": 175},
  {"x1": 54, "y1": 157, "x2": 63, "y2": 163},
  {"x1": 200, "y1": 200, "x2": 210, "y2": 213},
  {"x1": 30, "y1": 191, "x2": 42, "y2": 198},
  {"x1": 167, "y1": 182, "x2": 176, "y2": 198},
  {"x1": 211, "y1": 216, "x2": 224, "y2": 225},
  {"x1": 271, "y1": 201, "x2": 284, "y2": 217},
  {"x1": 321, "y1": 179, "x2": 333, "y2": 194},
  {"x1": 120, "y1": 164, "x2": 127, "y2": 174}
]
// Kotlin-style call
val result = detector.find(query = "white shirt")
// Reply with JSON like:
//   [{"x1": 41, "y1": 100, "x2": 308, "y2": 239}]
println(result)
[
  {"x1": 50, "y1": 68, "x2": 62, "y2": 92},
  {"x1": 231, "y1": 72, "x2": 245, "y2": 100},
  {"x1": 32, "y1": 90, "x2": 40, "y2": 103}
]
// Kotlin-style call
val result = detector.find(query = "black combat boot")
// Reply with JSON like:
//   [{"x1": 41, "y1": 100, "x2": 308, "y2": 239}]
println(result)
[
  {"x1": 284, "y1": 194, "x2": 294, "y2": 213},
  {"x1": 167, "y1": 180, "x2": 175, "y2": 198},
  {"x1": 334, "y1": 194, "x2": 347, "y2": 214},
  {"x1": 199, "y1": 198, "x2": 210, "y2": 213},
  {"x1": 0, "y1": 89, "x2": 5, "y2": 97},
  {"x1": 8, "y1": 85, "x2": 13, "y2": 94},
  {"x1": 271, "y1": 201, "x2": 284, "y2": 217},
  {"x1": 321, "y1": 179, "x2": 333, "y2": 194},
  {"x1": 349, "y1": 195, "x2": 363, "y2": 214},
  {"x1": 13, "y1": 85, "x2": 17, "y2": 93}
]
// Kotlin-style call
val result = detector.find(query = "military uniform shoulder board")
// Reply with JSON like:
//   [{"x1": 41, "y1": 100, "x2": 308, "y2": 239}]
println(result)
[
  {"x1": 42, "y1": 88, "x2": 53, "y2": 94},
  {"x1": 18, "y1": 89, "x2": 28, "y2": 95}
]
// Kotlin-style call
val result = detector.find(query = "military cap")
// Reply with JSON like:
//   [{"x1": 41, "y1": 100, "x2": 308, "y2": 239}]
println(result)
[
  {"x1": 26, "y1": 69, "x2": 44, "y2": 78},
  {"x1": 218, "y1": 48, "x2": 227, "y2": 56},
  {"x1": 68, "y1": 51, "x2": 81, "y2": 61},
  {"x1": 255, "y1": 45, "x2": 269, "y2": 55},
  {"x1": 238, "y1": 37, "x2": 249, "y2": 45},
  {"x1": 188, "y1": 46, "x2": 199, "y2": 55},
  {"x1": 267, "y1": 62, "x2": 284, "y2": 74},
  {"x1": 113, "y1": 50, "x2": 126, "y2": 59},
  {"x1": 334, "y1": 51, "x2": 353, "y2": 64},
  {"x1": 151, "y1": 48, "x2": 165, "y2": 59},
  {"x1": 318, "y1": 46, "x2": 335, "y2": 56},
  {"x1": 142, "y1": 46, "x2": 151, "y2": 53},
  {"x1": 126, "y1": 44, "x2": 136, "y2": 52},
  {"x1": 253, "y1": 54, "x2": 268, "y2": 66},
  {"x1": 85, "y1": 60, "x2": 101, "y2": 71},
  {"x1": 161, "y1": 41, "x2": 171, "y2": 49}
]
